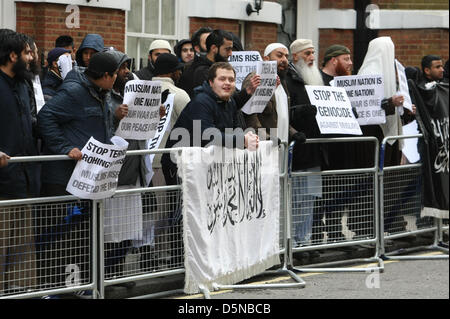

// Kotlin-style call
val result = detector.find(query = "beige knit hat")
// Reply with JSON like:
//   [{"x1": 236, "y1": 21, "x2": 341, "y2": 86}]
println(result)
[{"x1": 290, "y1": 39, "x2": 314, "y2": 54}]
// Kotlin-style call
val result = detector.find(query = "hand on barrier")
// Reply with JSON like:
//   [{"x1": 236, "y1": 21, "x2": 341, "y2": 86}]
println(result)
[
  {"x1": 0, "y1": 151, "x2": 10, "y2": 167},
  {"x1": 68, "y1": 148, "x2": 83, "y2": 161},
  {"x1": 245, "y1": 131, "x2": 259, "y2": 150},
  {"x1": 292, "y1": 132, "x2": 307, "y2": 144}
]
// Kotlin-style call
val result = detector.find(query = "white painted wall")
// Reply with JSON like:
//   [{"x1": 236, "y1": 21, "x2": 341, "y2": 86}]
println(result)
[
  {"x1": 0, "y1": 0, "x2": 16, "y2": 30},
  {"x1": 317, "y1": 9, "x2": 449, "y2": 30},
  {"x1": 15, "y1": 0, "x2": 130, "y2": 10},
  {"x1": 184, "y1": 0, "x2": 282, "y2": 24}
]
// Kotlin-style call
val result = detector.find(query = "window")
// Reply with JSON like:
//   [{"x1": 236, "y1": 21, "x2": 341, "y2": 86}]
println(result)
[{"x1": 126, "y1": 0, "x2": 177, "y2": 71}]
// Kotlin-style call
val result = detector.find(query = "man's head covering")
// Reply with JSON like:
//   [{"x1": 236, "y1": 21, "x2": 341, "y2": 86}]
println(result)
[
  {"x1": 153, "y1": 53, "x2": 184, "y2": 76},
  {"x1": 290, "y1": 39, "x2": 314, "y2": 54},
  {"x1": 174, "y1": 39, "x2": 192, "y2": 58},
  {"x1": 103, "y1": 47, "x2": 132, "y2": 68},
  {"x1": 357, "y1": 36, "x2": 401, "y2": 145},
  {"x1": 47, "y1": 47, "x2": 71, "y2": 65},
  {"x1": 264, "y1": 43, "x2": 288, "y2": 57},
  {"x1": 75, "y1": 34, "x2": 105, "y2": 66},
  {"x1": 149, "y1": 39, "x2": 172, "y2": 54},
  {"x1": 87, "y1": 51, "x2": 121, "y2": 74},
  {"x1": 357, "y1": 36, "x2": 396, "y2": 98},
  {"x1": 323, "y1": 44, "x2": 351, "y2": 65}
]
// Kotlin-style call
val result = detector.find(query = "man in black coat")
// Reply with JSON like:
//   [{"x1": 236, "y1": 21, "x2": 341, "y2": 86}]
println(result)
[
  {"x1": 178, "y1": 29, "x2": 234, "y2": 99},
  {"x1": 0, "y1": 30, "x2": 39, "y2": 294},
  {"x1": 286, "y1": 39, "x2": 327, "y2": 252}
]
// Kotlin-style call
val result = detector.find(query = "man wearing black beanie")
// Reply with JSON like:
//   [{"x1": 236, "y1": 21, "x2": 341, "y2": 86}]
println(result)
[{"x1": 36, "y1": 50, "x2": 126, "y2": 291}]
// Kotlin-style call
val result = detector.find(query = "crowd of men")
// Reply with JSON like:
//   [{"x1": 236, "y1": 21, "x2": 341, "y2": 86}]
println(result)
[{"x1": 0, "y1": 27, "x2": 448, "y2": 296}]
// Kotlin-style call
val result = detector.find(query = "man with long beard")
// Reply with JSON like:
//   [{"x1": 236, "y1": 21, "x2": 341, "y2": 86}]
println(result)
[
  {"x1": 286, "y1": 39, "x2": 325, "y2": 258},
  {"x1": 0, "y1": 30, "x2": 39, "y2": 295}
]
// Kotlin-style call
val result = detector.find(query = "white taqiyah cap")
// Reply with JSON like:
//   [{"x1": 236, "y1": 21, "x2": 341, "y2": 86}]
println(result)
[
  {"x1": 264, "y1": 43, "x2": 288, "y2": 57},
  {"x1": 149, "y1": 39, "x2": 172, "y2": 53}
]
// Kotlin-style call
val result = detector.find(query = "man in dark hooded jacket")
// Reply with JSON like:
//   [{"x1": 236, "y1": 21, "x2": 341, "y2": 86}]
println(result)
[
  {"x1": 75, "y1": 33, "x2": 105, "y2": 68},
  {"x1": 36, "y1": 50, "x2": 127, "y2": 289}
]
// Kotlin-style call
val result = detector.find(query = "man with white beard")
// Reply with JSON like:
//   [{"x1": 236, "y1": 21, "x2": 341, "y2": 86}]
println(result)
[{"x1": 286, "y1": 39, "x2": 326, "y2": 258}]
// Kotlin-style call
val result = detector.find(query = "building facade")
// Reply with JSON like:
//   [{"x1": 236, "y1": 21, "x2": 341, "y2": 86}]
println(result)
[
  {"x1": 0, "y1": 0, "x2": 282, "y2": 70},
  {"x1": 0, "y1": 0, "x2": 447, "y2": 72}
]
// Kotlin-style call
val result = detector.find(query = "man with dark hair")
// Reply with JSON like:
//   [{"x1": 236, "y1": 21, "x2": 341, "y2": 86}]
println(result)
[
  {"x1": 55, "y1": 35, "x2": 76, "y2": 63},
  {"x1": 191, "y1": 26, "x2": 213, "y2": 56},
  {"x1": 38, "y1": 50, "x2": 125, "y2": 193},
  {"x1": 0, "y1": 30, "x2": 39, "y2": 295},
  {"x1": 178, "y1": 29, "x2": 234, "y2": 98},
  {"x1": 421, "y1": 55, "x2": 445, "y2": 83},
  {"x1": 174, "y1": 39, "x2": 195, "y2": 64},
  {"x1": 37, "y1": 50, "x2": 127, "y2": 292}
]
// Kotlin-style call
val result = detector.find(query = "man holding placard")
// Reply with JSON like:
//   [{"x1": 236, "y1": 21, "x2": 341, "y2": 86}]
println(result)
[
  {"x1": 37, "y1": 50, "x2": 126, "y2": 288},
  {"x1": 242, "y1": 43, "x2": 295, "y2": 144}
]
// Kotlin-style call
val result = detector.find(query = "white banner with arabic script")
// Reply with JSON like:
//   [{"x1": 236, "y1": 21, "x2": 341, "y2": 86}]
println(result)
[{"x1": 177, "y1": 141, "x2": 280, "y2": 294}]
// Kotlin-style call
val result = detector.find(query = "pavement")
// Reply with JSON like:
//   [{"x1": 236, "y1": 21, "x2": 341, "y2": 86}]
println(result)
[{"x1": 100, "y1": 231, "x2": 447, "y2": 299}]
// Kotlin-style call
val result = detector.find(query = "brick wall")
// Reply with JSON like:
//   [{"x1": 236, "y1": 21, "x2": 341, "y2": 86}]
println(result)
[
  {"x1": 320, "y1": 0, "x2": 354, "y2": 9},
  {"x1": 373, "y1": 0, "x2": 449, "y2": 10},
  {"x1": 189, "y1": 17, "x2": 278, "y2": 57},
  {"x1": 379, "y1": 29, "x2": 449, "y2": 66},
  {"x1": 318, "y1": 29, "x2": 354, "y2": 66},
  {"x1": 16, "y1": 2, "x2": 125, "y2": 65}
]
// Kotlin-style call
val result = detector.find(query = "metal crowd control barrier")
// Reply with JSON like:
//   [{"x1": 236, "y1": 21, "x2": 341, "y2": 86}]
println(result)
[
  {"x1": 1, "y1": 154, "x2": 99, "y2": 299},
  {"x1": 379, "y1": 135, "x2": 449, "y2": 261},
  {"x1": 287, "y1": 137, "x2": 384, "y2": 273},
  {"x1": 1, "y1": 145, "x2": 304, "y2": 299}
]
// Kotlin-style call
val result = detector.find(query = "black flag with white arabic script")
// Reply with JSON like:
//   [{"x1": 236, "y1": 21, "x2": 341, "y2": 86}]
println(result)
[{"x1": 409, "y1": 80, "x2": 449, "y2": 218}]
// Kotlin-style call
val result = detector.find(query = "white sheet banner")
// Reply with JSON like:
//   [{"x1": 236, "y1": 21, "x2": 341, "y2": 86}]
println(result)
[
  {"x1": 241, "y1": 61, "x2": 277, "y2": 115},
  {"x1": 395, "y1": 59, "x2": 413, "y2": 112},
  {"x1": 402, "y1": 120, "x2": 420, "y2": 163},
  {"x1": 333, "y1": 74, "x2": 385, "y2": 126},
  {"x1": 115, "y1": 80, "x2": 162, "y2": 140},
  {"x1": 305, "y1": 85, "x2": 362, "y2": 135},
  {"x1": 178, "y1": 141, "x2": 281, "y2": 294},
  {"x1": 66, "y1": 136, "x2": 129, "y2": 199},
  {"x1": 229, "y1": 51, "x2": 262, "y2": 90},
  {"x1": 32, "y1": 75, "x2": 45, "y2": 114},
  {"x1": 144, "y1": 93, "x2": 175, "y2": 185}
]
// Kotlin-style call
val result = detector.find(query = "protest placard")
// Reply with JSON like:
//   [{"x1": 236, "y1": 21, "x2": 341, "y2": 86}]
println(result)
[
  {"x1": 115, "y1": 80, "x2": 162, "y2": 140},
  {"x1": 66, "y1": 136, "x2": 129, "y2": 199},
  {"x1": 333, "y1": 74, "x2": 385, "y2": 126},
  {"x1": 395, "y1": 59, "x2": 413, "y2": 112},
  {"x1": 144, "y1": 93, "x2": 175, "y2": 185},
  {"x1": 229, "y1": 51, "x2": 262, "y2": 90},
  {"x1": 305, "y1": 85, "x2": 362, "y2": 135},
  {"x1": 241, "y1": 61, "x2": 277, "y2": 115}
]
